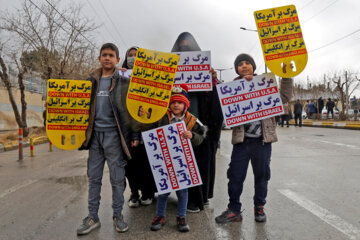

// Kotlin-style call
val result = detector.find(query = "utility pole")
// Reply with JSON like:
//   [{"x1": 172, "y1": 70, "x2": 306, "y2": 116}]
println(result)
[
  {"x1": 215, "y1": 68, "x2": 233, "y2": 82},
  {"x1": 345, "y1": 71, "x2": 349, "y2": 116}
]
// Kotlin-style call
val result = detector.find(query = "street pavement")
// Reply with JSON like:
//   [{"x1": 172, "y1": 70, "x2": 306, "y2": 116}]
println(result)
[{"x1": 0, "y1": 127, "x2": 359, "y2": 240}]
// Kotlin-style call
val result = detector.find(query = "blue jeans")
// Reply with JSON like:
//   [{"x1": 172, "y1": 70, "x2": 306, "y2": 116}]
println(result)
[
  {"x1": 156, "y1": 189, "x2": 188, "y2": 217},
  {"x1": 227, "y1": 138, "x2": 271, "y2": 214},
  {"x1": 87, "y1": 131, "x2": 126, "y2": 219}
]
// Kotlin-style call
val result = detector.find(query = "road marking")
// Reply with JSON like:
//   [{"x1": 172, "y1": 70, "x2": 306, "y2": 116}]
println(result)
[
  {"x1": 318, "y1": 140, "x2": 360, "y2": 150},
  {"x1": 0, "y1": 180, "x2": 38, "y2": 199},
  {"x1": 279, "y1": 189, "x2": 360, "y2": 240}
]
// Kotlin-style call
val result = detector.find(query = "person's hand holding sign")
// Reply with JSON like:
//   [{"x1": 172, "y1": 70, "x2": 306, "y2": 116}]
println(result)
[
  {"x1": 131, "y1": 140, "x2": 139, "y2": 147},
  {"x1": 243, "y1": 75, "x2": 253, "y2": 81},
  {"x1": 210, "y1": 67, "x2": 217, "y2": 80},
  {"x1": 282, "y1": 62, "x2": 294, "y2": 74},
  {"x1": 181, "y1": 130, "x2": 193, "y2": 140}
]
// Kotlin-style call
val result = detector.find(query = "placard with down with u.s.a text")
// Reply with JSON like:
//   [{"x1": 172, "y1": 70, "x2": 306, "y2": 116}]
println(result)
[
  {"x1": 217, "y1": 73, "x2": 284, "y2": 128},
  {"x1": 142, "y1": 121, "x2": 202, "y2": 194},
  {"x1": 173, "y1": 51, "x2": 212, "y2": 92}
]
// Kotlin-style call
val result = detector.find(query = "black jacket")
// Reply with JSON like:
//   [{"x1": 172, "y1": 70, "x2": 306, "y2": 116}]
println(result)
[
  {"x1": 326, "y1": 100, "x2": 335, "y2": 110},
  {"x1": 294, "y1": 102, "x2": 303, "y2": 115}
]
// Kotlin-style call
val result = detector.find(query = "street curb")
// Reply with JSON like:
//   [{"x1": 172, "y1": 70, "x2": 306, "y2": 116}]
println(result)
[
  {"x1": 289, "y1": 120, "x2": 360, "y2": 130},
  {"x1": 1, "y1": 136, "x2": 49, "y2": 152}
]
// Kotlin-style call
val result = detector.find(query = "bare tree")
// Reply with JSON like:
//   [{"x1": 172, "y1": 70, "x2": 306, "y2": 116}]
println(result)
[
  {"x1": 0, "y1": 46, "x2": 29, "y2": 136},
  {"x1": 329, "y1": 70, "x2": 360, "y2": 120},
  {"x1": 0, "y1": 0, "x2": 98, "y2": 135},
  {"x1": 0, "y1": 0, "x2": 98, "y2": 80}
]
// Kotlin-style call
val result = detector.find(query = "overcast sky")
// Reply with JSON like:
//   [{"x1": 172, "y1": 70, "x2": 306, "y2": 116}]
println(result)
[{"x1": 1, "y1": 0, "x2": 360, "y2": 96}]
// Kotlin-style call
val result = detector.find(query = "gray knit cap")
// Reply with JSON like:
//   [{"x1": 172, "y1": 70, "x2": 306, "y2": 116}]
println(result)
[{"x1": 234, "y1": 53, "x2": 256, "y2": 75}]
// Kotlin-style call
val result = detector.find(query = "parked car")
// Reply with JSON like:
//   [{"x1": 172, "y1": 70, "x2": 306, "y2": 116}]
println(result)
[
  {"x1": 321, "y1": 107, "x2": 339, "y2": 119},
  {"x1": 302, "y1": 111, "x2": 307, "y2": 119},
  {"x1": 344, "y1": 109, "x2": 355, "y2": 120}
]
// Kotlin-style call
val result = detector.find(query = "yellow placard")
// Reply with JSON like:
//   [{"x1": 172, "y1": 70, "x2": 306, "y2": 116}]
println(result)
[
  {"x1": 46, "y1": 79, "x2": 92, "y2": 150},
  {"x1": 126, "y1": 48, "x2": 179, "y2": 123},
  {"x1": 254, "y1": 5, "x2": 307, "y2": 78}
]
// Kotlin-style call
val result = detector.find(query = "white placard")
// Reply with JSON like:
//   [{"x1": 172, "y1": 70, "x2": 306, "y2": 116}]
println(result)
[
  {"x1": 173, "y1": 51, "x2": 212, "y2": 92},
  {"x1": 217, "y1": 73, "x2": 284, "y2": 127},
  {"x1": 142, "y1": 121, "x2": 202, "y2": 194}
]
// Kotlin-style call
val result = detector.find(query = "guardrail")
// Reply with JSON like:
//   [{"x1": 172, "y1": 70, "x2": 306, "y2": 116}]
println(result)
[{"x1": 289, "y1": 120, "x2": 360, "y2": 129}]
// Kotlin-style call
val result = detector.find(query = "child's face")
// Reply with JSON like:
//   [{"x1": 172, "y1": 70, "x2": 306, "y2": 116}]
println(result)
[
  {"x1": 237, "y1": 60, "x2": 254, "y2": 77},
  {"x1": 170, "y1": 101, "x2": 185, "y2": 117},
  {"x1": 98, "y1": 48, "x2": 120, "y2": 71}
]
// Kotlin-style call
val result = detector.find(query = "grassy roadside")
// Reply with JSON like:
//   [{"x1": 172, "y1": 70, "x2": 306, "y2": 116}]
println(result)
[{"x1": 0, "y1": 126, "x2": 47, "y2": 145}]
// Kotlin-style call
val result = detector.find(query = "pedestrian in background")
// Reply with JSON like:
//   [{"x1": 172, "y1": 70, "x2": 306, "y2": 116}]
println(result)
[
  {"x1": 304, "y1": 100, "x2": 310, "y2": 119},
  {"x1": 318, "y1": 97, "x2": 324, "y2": 119},
  {"x1": 294, "y1": 99, "x2": 303, "y2": 127},
  {"x1": 281, "y1": 102, "x2": 291, "y2": 128},
  {"x1": 326, "y1": 98, "x2": 335, "y2": 119},
  {"x1": 308, "y1": 101, "x2": 316, "y2": 119}
]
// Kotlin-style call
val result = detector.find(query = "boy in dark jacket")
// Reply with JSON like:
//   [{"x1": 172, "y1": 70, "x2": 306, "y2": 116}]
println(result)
[
  {"x1": 215, "y1": 53, "x2": 293, "y2": 224},
  {"x1": 77, "y1": 43, "x2": 139, "y2": 235}
]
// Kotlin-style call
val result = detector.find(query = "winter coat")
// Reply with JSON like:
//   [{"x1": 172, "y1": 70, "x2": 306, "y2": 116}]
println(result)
[
  {"x1": 231, "y1": 77, "x2": 293, "y2": 144},
  {"x1": 326, "y1": 100, "x2": 335, "y2": 110},
  {"x1": 318, "y1": 98, "x2": 324, "y2": 112},
  {"x1": 309, "y1": 102, "x2": 317, "y2": 114},
  {"x1": 294, "y1": 102, "x2": 303, "y2": 115},
  {"x1": 283, "y1": 104, "x2": 291, "y2": 115},
  {"x1": 157, "y1": 110, "x2": 206, "y2": 147},
  {"x1": 79, "y1": 68, "x2": 139, "y2": 160}
]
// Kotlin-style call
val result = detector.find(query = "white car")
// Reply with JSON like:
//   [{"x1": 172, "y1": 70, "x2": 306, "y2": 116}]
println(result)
[
  {"x1": 345, "y1": 109, "x2": 355, "y2": 120},
  {"x1": 302, "y1": 111, "x2": 307, "y2": 119},
  {"x1": 321, "y1": 107, "x2": 339, "y2": 119}
]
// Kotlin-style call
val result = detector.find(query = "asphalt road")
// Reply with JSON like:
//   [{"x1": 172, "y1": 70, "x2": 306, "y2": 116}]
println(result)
[{"x1": 0, "y1": 127, "x2": 359, "y2": 240}]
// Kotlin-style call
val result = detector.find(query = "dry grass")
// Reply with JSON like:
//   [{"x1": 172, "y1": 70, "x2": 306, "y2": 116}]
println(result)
[{"x1": 0, "y1": 126, "x2": 46, "y2": 144}]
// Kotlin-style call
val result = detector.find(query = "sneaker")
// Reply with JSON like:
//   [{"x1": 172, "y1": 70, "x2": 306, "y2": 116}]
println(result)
[
  {"x1": 215, "y1": 209, "x2": 242, "y2": 223},
  {"x1": 77, "y1": 216, "x2": 101, "y2": 235},
  {"x1": 176, "y1": 216, "x2": 190, "y2": 232},
  {"x1": 113, "y1": 215, "x2": 129, "y2": 232},
  {"x1": 140, "y1": 197, "x2": 153, "y2": 206},
  {"x1": 128, "y1": 194, "x2": 140, "y2": 208},
  {"x1": 150, "y1": 215, "x2": 165, "y2": 231},
  {"x1": 254, "y1": 205, "x2": 267, "y2": 222},
  {"x1": 187, "y1": 202, "x2": 200, "y2": 213},
  {"x1": 204, "y1": 200, "x2": 210, "y2": 206}
]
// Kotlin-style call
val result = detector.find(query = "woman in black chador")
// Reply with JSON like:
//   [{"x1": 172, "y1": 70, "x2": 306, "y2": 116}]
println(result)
[{"x1": 171, "y1": 32, "x2": 223, "y2": 212}]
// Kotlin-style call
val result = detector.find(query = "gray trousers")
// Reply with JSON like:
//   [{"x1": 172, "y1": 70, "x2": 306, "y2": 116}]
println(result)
[{"x1": 87, "y1": 130, "x2": 126, "y2": 219}]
